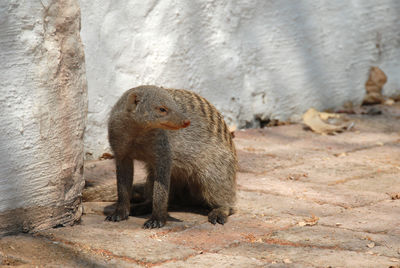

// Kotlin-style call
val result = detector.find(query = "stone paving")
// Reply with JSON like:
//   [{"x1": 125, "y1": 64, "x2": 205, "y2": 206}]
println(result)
[{"x1": 1, "y1": 104, "x2": 400, "y2": 267}]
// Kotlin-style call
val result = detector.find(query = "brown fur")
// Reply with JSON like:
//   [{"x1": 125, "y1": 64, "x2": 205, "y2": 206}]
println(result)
[{"x1": 105, "y1": 85, "x2": 237, "y2": 228}]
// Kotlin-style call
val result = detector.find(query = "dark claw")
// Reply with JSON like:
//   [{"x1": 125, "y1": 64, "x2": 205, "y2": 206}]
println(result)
[
  {"x1": 105, "y1": 214, "x2": 126, "y2": 222},
  {"x1": 143, "y1": 218, "x2": 165, "y2": 229},
  {"x1": 208, "y1": 210, "x2": 227, "y2": 225},
  {"x1": 105, "y1": 209, "x2": 129, "y2": 222},
  {"x1": 209, "y1": 216, "x2": 217, "y2": 225}
]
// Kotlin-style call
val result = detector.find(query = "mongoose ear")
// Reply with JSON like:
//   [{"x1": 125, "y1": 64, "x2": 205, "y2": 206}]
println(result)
[{"x1": 126, "y1": 93, "x2": 140, "y2": 111}]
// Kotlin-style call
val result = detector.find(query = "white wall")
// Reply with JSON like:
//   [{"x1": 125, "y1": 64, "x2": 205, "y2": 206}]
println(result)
[
  {"x1": 0, "y1": 0, "x2": 87, "y2": 235},
  {"x1": 80, "y1": 0, "x2": 400, "y2": 158}
]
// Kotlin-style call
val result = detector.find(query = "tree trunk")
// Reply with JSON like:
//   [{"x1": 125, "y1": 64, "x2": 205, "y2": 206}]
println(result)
[{"x1": 0, "y1": 0, "x2": 87, "y2": 235}]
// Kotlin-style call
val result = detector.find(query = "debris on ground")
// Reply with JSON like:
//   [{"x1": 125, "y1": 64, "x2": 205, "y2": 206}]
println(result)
[
  {"x1": 99, "y1": 153, "x2": 114, "y2": 160},
  {"x1": 389, "y1": 193, "x2": 400, "y2": 200},
  {"x1": 283, "y1": 258, "x2": 293, "y2": 264},
  {"x1": 284, "y1": 173, "x2": 308, "y2": 181},
  {"x1": 385, "y1": 99, "x2": 396, "y2": 106},
  {"x1": 363, "y1": 66, "x2": 387, "y2": 105},
  {"x1": 264, "y1": 119, "x2": 291, "y2": 127},
  {"x1": 302, "y1": 108, "x2": 354, "y2": 135},
  {"x1": 229, "y1": 124, "x2": 237, "y2": 138},
  {"x1": 298, "y1": 215, "x2": 319, "y2": 227},
  {"x1": 243, "y1": 233, "x2": 261, "y2": 243}
]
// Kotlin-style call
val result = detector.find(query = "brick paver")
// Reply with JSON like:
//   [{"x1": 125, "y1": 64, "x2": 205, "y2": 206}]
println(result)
[{"x1": 1, "y1": 104, "x2": 399, "y2": 267}]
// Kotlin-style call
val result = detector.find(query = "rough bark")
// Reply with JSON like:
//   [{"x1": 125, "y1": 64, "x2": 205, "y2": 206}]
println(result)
[{"x1": 0, "y1": 0, "x2": 87, "y2": 235}]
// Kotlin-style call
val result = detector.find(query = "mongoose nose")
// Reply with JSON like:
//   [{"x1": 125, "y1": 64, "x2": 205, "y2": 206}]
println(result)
[{"x1": 182, "y1": 120, "x2": 191, "y2": 128}]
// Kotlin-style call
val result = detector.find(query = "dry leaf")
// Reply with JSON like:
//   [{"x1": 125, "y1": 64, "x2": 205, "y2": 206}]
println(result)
[
  {"x1": 229, "y1": 124, "x2": 237, "y2": 138},
  {"x1": 385, "y1": 99, "x2": 395, "y2": 106},
  {"x1": 265, "y1": 119, "x2": 291, "y2": 127},
  {"x1": 243, "y1": 233, "x2": 257, "y2": 243},
  {"x1": 283, "y1": 259, "x2": 292, "y2": 264},
  {"x1": 99, "y1": 152, "x2": 114, "y2": 160},
  {"x1": 334, "y1": 152, "x2": 348, "y2": 157},
  {"x1": 299, "y1": 215, "x2": 319, "y2": 226},
  {"x1": 363, "y1": 66, "x2": 387, "y2": 105},
  {"x1": 286, "y1": 173, "x2": 308, "y2": 181},
  {"x1": 389, "y1": 193, "x2": 400, "y2": 200},
  {"x1": 302, "y1": 108, "x2": 352, "y2": 135},
  {"x1": 363, "y1": 92, "x2": 385, "y2": 105},
  {"x1": 367, "y1": 242, "x2": 375, "y2": 248}
]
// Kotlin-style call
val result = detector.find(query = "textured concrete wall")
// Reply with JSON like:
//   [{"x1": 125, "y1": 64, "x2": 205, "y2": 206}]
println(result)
[
  {"x1": 80, "y1": 1, "x2": 400, "y2": 158},
  {"x1": 0, "y1": 0, "x2": 87, "y2": 235}
]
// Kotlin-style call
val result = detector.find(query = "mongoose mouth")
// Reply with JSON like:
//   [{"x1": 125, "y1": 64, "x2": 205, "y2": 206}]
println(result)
[{"x1": 160, "y1": 120, "x2": 190, "y2": 130}]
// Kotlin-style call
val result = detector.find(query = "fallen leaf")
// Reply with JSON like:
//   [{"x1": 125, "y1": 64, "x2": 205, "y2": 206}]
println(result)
[
  {"x1": 363, "y1": 66, "x2": 387, "y2": 105},
  {"x1": 285, "y1": 173, "x2": 308, "y2": 181},
  {"x1": 302, "y1": 108, "x2": 352, "y2": 135},
  {"x1": 283, "y1": 259, "x2": 292, "y2": 264},
  {"x1": 265, "y1": 119, "x2": 291, "y2": 127},
  {"x1": 298, "y1": 215, "x2": 319, "y2": 226},
  {"x1": 363, "y1": 92, "x2": 385, "y2": 105},
  {"x1": 367, "y1": 242, "x2": 375, "y2": 248},
  {"x1": 385, "y1": 99, "x2": 395, "y2": 106},
  {"x1": 388, "y1": 193, "x2": 400, "y2": 200},
  {"x1": 319, "y1": 111, "x2": 341, "y2": 121},
  {"x1": 99, "y1": 152, "x2": 114, "y2": 160},
  {"x1": 334, "y1": 152, "x2": 348, "y2": 157},
  {"x1": 243, "y1": 233, "x2": 257, "y2": 243},
  {"x1": 229, "y1": 124, "x2": 237, "y2": 138}
]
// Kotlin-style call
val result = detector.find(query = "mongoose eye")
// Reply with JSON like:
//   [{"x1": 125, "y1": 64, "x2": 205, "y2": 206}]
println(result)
[{"x1": 157, "y1": 106, "x2": 168, "y2": 114}]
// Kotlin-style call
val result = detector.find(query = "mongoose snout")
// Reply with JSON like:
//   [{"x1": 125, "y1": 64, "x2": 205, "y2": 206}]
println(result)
[{"x1": 158, "y1": 114, "x2": 190, "y2": 130}]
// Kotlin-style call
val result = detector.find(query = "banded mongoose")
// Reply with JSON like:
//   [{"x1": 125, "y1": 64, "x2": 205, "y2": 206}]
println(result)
[{"x1": 106, "y1": 85, "x2": 237, "y2": 228}]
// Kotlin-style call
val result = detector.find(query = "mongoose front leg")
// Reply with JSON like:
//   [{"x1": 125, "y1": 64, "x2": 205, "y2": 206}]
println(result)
[
  {"x1": 143, "y1": 133, "x2": 171, "y2": 229},
  {"x1": 106, "y1": 157, "x2": 133, "y2": 222}
]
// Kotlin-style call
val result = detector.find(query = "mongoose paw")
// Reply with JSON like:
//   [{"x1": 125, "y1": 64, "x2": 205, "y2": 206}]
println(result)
[
  {"x1": 105, "y1": 207, "x2": 129, "y2": 222},
  {"x1": 208, "y1": 210, "x2": 228, "y2": 225},
  {"x1": 143, "y1": 218, "x2": 166, "y2": 229}
]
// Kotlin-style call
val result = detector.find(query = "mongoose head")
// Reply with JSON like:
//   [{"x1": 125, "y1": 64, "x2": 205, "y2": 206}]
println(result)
[{"x1": 125, "y1": 86, "x2": 190, "y2": 130}]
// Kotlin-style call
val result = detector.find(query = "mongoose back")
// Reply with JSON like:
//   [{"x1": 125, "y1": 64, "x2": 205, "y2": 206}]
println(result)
[{"x1": 106, "y1": 85, "x2": 237, "y2": 228}]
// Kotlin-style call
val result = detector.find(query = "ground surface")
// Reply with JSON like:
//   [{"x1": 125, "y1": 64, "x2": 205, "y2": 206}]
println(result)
[{"x1": 1, "y1": 104, "x2": 400, "y2": 267}]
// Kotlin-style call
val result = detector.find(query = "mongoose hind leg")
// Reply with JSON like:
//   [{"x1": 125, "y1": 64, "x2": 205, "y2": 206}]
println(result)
[
  {"x1": 131, "y1": 182, "x2": 147, "y2": 203},
  {"x1": 208, "y1": 206, "x2": 232, "y2": 225},
  {"x1": 130, "y1": 201, "x2": 152, "y2": 216},
  {"x1": 131, "y1": 178, "x2": 153, "y2": 216}
]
